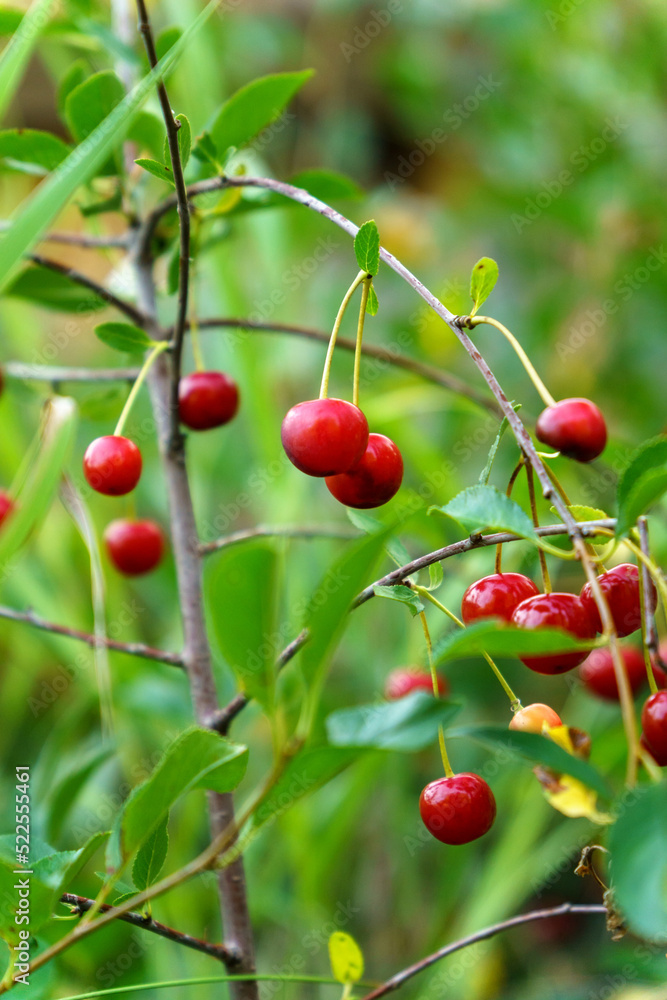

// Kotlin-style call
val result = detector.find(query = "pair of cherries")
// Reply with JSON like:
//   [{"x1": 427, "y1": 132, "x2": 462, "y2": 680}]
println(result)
[{"x1": 280, "y1": 398, "x2": 403, "y2": 509}]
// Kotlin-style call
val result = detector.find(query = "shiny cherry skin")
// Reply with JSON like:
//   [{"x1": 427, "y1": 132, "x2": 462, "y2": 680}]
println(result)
[
  {"x1": 640, "y1": 733, "x2": 667, "y2": 767},
  {"x1": 579, "y1": 645, "x2": 665, "y2": 701},
  {"x1": 535, "y1": 397, "x2": 607, "y2": 463},
  {"x1": 83, "y1": 435, "x2": 142, "y2": 496},
  {"x1": 509, "y1": 703, "x2": 562, "y2": 733},
  {"x1": 325, "y1": 433, "x2": 403, "y2": 509},
  {"x1": 104, "y1": 519, "x2": 165, "y2": 576},
  {"x1": 580, "y1": 564, "x2": 641, "y2": 637},
  {"x1": 641, "y1": 691, "x2": 667, "y2": 763},
  {"x1": 385, "y1": 667, "x2": 448, "y2": 700},
  {"x1": 0, "y1": 490, "x2": 14, "y2": 527},
  {"x1": 419, "y1": 773, "x2": 496, "y2": 845},
  {"x1": 281, "y1": 398, "x2": 368, "y2": 477},
  {"x1": 461, "y1": 573, "x2": 540, "y2": 626},
  {"x1": 511, "y1": 592, "x2": 596, "y2": 675},
  {"x1": 178, "y1": 371, "x2": 239, "y2": 431}
]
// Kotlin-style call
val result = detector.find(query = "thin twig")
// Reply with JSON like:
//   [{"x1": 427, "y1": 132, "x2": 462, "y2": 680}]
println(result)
[
  {"x1": 0, "y1": 221, "x2": 130, "y2": 248},
  {"x1": 358, "y1": 904, "x2": 607, "y2": 1000},
  {"x1": 0, "y1": 604, "x2": 184, "y2": 667},
  {"x1": 27, "y1": 254, "x2": 148, "y2": 327},
  {"x1": 199, "y1": 524, "x2": 360, "y2": 555},
  {"x1": 638, "y1": 516, "x2": 659, "y2": 661},
  {"x1": 4, "y1": 362, "x2": 140, "y2": 384},
  {"x1": 60, "y1": 894, "x2": 234, "y2": 963}
]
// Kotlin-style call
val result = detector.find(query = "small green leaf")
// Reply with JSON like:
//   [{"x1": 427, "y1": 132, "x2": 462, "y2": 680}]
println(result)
[
  {"x1": 616, "y1": 440, "x2": 667, "y2": 538},
  {"x1": 0, "y1": 129, "x2": 70, "y2": 174},
  {"x1": 111, "y1": 890, "x2": 140, "y2": 907},
  {"x1": 477, "y1": 404, "x2": 520, "y2": 486},
  {"x1": 326, "y1": 691, "x2": 462, "y2": 751},
  {"x1": 428, "y1": 562, "x2": 444, "y2": 591},
  {"x1": 0, "y1": 855, "x2": 53, "y2": 942},
  {"x1": 155, "y1": 25, "x2": 182, "y2": 62},
  {"x1": 329, "y1": 931, "x2": 364, "y2": 985},
  {"x1": 210, "y1": 69, "x2": 314, "y2": 154},
  {"x1": 617, "y1": 436, "x2": 667, "y2": 511},
  {"x1": 136, "y1": 156, "x2": 175, "y2": 185},
  {"x1": 433, "y1": 620, "x2": 596, "y2": 664},
  {"x1": 288, "y1": 168, "x2": 363, "y2": 201},
  {"x1": 163, "y1": 113, "x2": 191, "y2": 172},
  {"x1": 57, "y1": 59, "x2": 87, "y2": 118},
  {"x1": 558, "y1": 504, "x2": 608, "y2": 522},
  {"x1": 366, "y1": 284, "x2": 379, "y2": 315},
  {"x1": 65, "y1": 70, "x2": 125, "y2": 142},
  {"x1": 191, "y1": 130, "x2": 220, "y2": 167},
  {"x1": 126, "y1": 110, "x2": 165, "y2": 160},
  {"x1": 94, "y1": 322, "x2": 154, "y2": 354},
  {"x1": 6, "y1": 265, "x2": 107, "y2": 311},
  {"x1": 132, "y1": 816, "x2": 168, "y2": 891},
  {"x1": 354, "y1": 220, "x2": 380, "y2": 276},
  {"x1": 373, "y1": 584, "x2": 424, "y2": 617},
  {"x1": 430, "y1": 485, "x2": 537, "y2": 541},
  {"x1": 470, "y1": 256, "x2": 499, "y2": 316}
]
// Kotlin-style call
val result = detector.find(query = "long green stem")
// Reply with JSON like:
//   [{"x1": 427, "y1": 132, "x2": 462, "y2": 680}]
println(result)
[
  {"x1": 418, "y1": 610, "x2": 453, "y2": 777},
  {"x1": 114, "y1": 340, "x2": 170, "y2": 437},
  {"x1": 58, "y1": 973, "x2": 377, "y2": 1000},
  {"x1": 319, "y1": 270, "x2": 366, "y2": 399},
  {"x1": 637, "y1": 558, "x2": 659, "y2": 695},
  {"x1": 496, "y1": 457, "x2": 525, "y2": 574},
  {"x1": 469, "y1": 316, "x2": 556, "y2": 409},
  {"x1": 525, "y1": 462, "x2": 551, "y2": 594},
  {"x1": 352, "y1": 277, "x2": 371, "y2": 407}
]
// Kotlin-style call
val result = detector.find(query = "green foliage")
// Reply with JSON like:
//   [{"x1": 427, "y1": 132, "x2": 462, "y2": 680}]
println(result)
[
  {"x1": 366, "y1": 284, "x2": 379, "y2": 315},
  {"x1": 164, "y1": 113, "x2": 191, "y2": 172},
  {"x1": 433, "y1": 620, "x2": 596, "y2": 663},
  {"x1": 430, "y1": 484, "x2": 537, "y2": 540},
  {"x1": 288, "y1": 168, "x2": 363, "y2": 202},
  {"x1": 326, "y1": 691, "x2": 462, "y2": 751},
  {"x1": 64, "y1": 70, "x2": 125, "y2": 176},
  {"x1": 136, "y1": 157, "x2": 175, "y2": 185},
  {"x1": 616, "y1": 437, "x2": 667, "y2": 537},
  {"x1": 0, "y1": 0, "x2": 58, "y2": 122},
  {"x1": 5, "y1": 266, "x2": 107, "y2": 311},
  {"x1": 132, "y1": 817, "x2": 169, "y2": 892},
  {"x1": 354, "y1": 220, "x2": 380, "y2": 276},
  {"x1": 329, "y1": 931, "x2": 364, "y2": 985},
  {"x1": 155, "y1": 26, "x2": 183, "y2": 62},
  {"x1": 94, "y1": 322, "x2": 155, "y2": 354},
  {"x1": 372, "y1": 583, "x2": 424, "y2": 617},
  {"x1": 56, "y1": 60, "x2": 88, "y2": 118},
  {"x1": 126, "y1": 111, "x2": 166, "y2": 160},
  {"x1": 209, "y1": 69, "x2": 314, "y2": 155},
  {"x1": 469, "y1": 257, "x2": 499, "y2": 316},
  {"x1": 0, "y1": 129, "x2": 70, "y2": 174},
  {"x1": 478, "y1": 406, "x2": 519, "y2": 485}
]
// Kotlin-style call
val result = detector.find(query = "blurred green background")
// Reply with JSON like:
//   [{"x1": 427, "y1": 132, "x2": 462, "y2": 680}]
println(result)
[{"x1": 1, "y1": 0, "x2": 667, "y2": 997}]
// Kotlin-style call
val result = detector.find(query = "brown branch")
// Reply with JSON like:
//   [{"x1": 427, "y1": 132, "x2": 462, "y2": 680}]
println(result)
[
  {"x1": 199, "y1": 524, "x2": 360, "y2": 555},
  {"x1": 4, "y1": 362, "x2": 140, "y2": 384},
  {"x1": 358, "y1": 903, "x2": 607, "y2": 1000},
  {"x1": 0, "y1": 222, "x2": 130, "y2": 249},
  {"x1": 27, "y1": 254, "x2": 148, "y2": 327},
  {"x1": 0, "y1": 604, "x2": 184, "y2": 667},
  {"x1": 60, "y1": 893, "x2": 235, "y2": 963}
]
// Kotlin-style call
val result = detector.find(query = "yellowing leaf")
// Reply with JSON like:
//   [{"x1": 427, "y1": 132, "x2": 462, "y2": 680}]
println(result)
[
  {"x1": 542, "y1": 774, "x2": 613, "y2": 824},
  {"x1": 329, "y1": 931, "x2": 364, "y2": 985}
]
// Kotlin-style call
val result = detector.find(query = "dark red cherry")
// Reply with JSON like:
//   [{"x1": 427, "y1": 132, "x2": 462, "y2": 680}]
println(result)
[
  {"x1": 83, "y1": 436, "x2": 142, "y2": 496},
  {"x1": 325, "y1": 433, "x2": 403, "y2": 509},
  {"x1": 535, "y1": 398, "x2": 606, "y2": 462},
  {"x1": 509, "y1": 703, "x2": 562, "y2": 733},
  {"x1": 178, "y1": 371, "x2": 239, "y2": 430},
  {"x1": 281, "y1": 398, "x2": 368, "y2": 477},
  {"x1": 641, "y1": 691, "x2": 667, "y2": 763},
  {"x1": 419, "y1": 773, "x2": 496, "y2": 845},
  {"x1": 0, "y1": 490, "x2": 14, "y2": 527},
  {"x1": 461, "y1": 573, "x2": 540, "y2": 625},
  {"x1": 580, "y1": 564, "x2": 641, "y2": 637},
  {"x1": 579, "y1": 645, "x2": 665, "y2": 701},
  {"x1": 640, "y1": 732, "x2": 667, "y2": 767},
  {"x1": 385, "y1": 667, "x2": 448, "y2": 700},
  {"x1": 511, "y1": 592, "x2": 596, "y2": 674},
  {"x1": 104, "y1": 519, "x2": 165, "y2": 576}
]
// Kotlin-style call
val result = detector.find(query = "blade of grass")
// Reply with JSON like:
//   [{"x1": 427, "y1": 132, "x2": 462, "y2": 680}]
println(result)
[{"x1": 0, "y1": 0, "x2": 58, "y2": 123}]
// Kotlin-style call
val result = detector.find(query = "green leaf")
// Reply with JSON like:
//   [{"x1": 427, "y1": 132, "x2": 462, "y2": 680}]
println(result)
[
  {"x1": 132, "y1": 816, "x2": 169, "y2": 891},
  {"x1": 0, "y1": 0, "x2": 221, "y2": 294},
  {"x1": 0, "y1": 129, "x2": 70, "y2": 174},
  {"x1": 329, "y1": 931, "x2": 364, "y2": 984},
  {"x1": 206, "y1": 541, "x2": 279, "y2": 712},
  {"x1": 0, "y1": 9, "x2": 23, "y2": 35},
  {"x1": 94, "y1": 321, "x2": 154, "y2": 354},
  {"x1": 0, "y1": 0, "x2": 58, "y2": 123},
  {"x1": 210, "y1": 69, "x2": 313, "y2": 154},
  {"x1": 470, "y1": 256, "x2": 499, "y2": 315},
  {"x1": 428, "y1": 562, "x2": 444, "y2": 591},
  {"x1": 79, "y1": 187, "x2": 122, "y2": 217},
  {"x1": 33, "y1": 831, "x2": 108, "y2": 899},
  {"x1": 57, "y1": 59, "x2": 88, "y2": 118},
  {"x1": 373, "y1": 584, "x2": 424, "y2": 617},
  {"x1": 64, "y1": 70, "x2": 125, "y2": 142},
  {"x1": 288, "y1": 168, "x2": 363, "y2": 201},
  {"x1": 5, "y1": 265, "x2": 107, "y2": 311},
  {"x1": 616, "y1": 437, "x2": 667, "y2": 517},
  {"x1": 616, "y1": 438, "x2": 667, "y2": 538},
  {"x1": 448, "y1": 725, "x2": 610, "y2": 798},
  {"x1": 354, "y1": 220, "x2": 380, "y2": 276},
  {"x1": 609, "y1": 782, "x2": 667, "y2": 941},
  {"x1": 135, "y1": 156, "x2": 175, "y2": 185},
  {"x1": 477, "y1": 405, "x2": 520, "y2": 486},
  {"x1": 164, "y1": 113, "x2": 191, "y2": 172},
  {"x1": 0, "y1": 855, "x2": 53, "y2": 942},
  {"x1": 326, "y1": 691, "x2": 462, "y2": 751},
  {"x1": 430, "y1": 485, "x2": 537, "y2": 541},
  {"x1": 155, "y1": 25, "x2": 183, "y2": 62},
  {"x1": 366, "y1": 284, "x2": 379, "y2": 315},
  {"x1": 556, "y1": 504, "x2": 608, "y2": 522},
  {"x1": 106, "y1": 727, "x2": 248, "y2": 872},
  {"x1": 45, "y1": 746, "x2": 114, "y2": 841},
  {"x1": 126, "y1": 110, "x2": 165, "y2": 160},
  {"x1": 433, "y1": 620, "x2": 596, "y2": 664}
]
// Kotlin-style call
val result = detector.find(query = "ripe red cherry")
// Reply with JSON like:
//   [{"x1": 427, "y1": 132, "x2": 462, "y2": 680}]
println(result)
[
  {"x1": 640, "y1": 733, "x2": 667, "y2": 767},
  {"x1": 385, "y1": 667, "x2": 448, "y2": 700},
  {"x1": 419, "y1": 773, "x2": 496, "y2": 845},
  {"x1": 511, "y1": 592, "x2": 596, "y2": 674},
  {"x1": 509, "y1": 703, "x2": 562, "y2": 733},
  {"x1": 535, "y1": 397, "x2": 607, "y2": 463},
  {"x1": 461, "y1": 573, "x2": 540, "y2": 625},
  {"x1": 579, "y1": 645, "x2": 665, "y2": 701},
  {"x1": 178, "y1": 371, "x2": 239, "y2": 430},
  {"x1": 83, "y1": 435, "x2": 142, "y2": 496},
  {"x1": 104, "y1": 519, "x2": 165, "y2": 576},
  {"x1": 0, "y1": 490, "x2": 14, "y2": 527},
  {"x1": 281, "y1": 398, "x2": 368, "y2": 477},
  {"x1": 641, "y1": 691, "x2": 667, "y2": 763},
  {"x1": 580, "y1": 564, "x2": 641, "y2": 637},
  {"x1": 325, "y1": 433, "x2": 403, "y2": 509}
]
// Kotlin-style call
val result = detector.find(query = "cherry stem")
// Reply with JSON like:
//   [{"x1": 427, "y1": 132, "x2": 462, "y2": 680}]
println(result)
[
  {"x1": 526, "y1": 462, "x2": 551, "y2": 594},
  {"x1": 496, "y1": 457, "x2": 525, "y2": 574},
  {"x1": 319, "y1": 270, "x2": 367, "y2": 400},
  {"x1": 418, "y1": 610, "x2": 453, "y2": 777},
  {"x1": 468, "y1": 316, "x2": 557, "y2": 409},
  {"x1": 352, "y1": 276, "x2": 372, "y2": 408},
  {"x1": 189, "y1": 285, "x2": 206, "y2": 374},
  {"x1": 114, "y1": 339, "x2": 170, "y2": 437},
  {"x1": 637, "y1": 557, "x2": 659, "y2": 695}
]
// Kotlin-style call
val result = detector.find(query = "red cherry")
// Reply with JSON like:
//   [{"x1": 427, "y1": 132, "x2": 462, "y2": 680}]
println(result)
[
  {"x1": 509, "y1": 703, "x2": 562, "y2": 733},
  {"x1": 419, "y1": 773, "x2": 496, "y2": 845},
  {"x1": 461, "y1": 573, "x2": 540, "y2": 625},
  {"x1": 385, "y1": 667, "x2": 448, "y2": 700},
  {"x1": 535, "y1": 397, "x2": 607, "y2": 462},
  {"x1": 178, "y1": 371, "x2": 239, "y2": 431},
  {"x1": 579, "y1": 645, "x2": 665, "y2": 701},
  {"x1": 0, "y1": 490, "x2": 14, "y2": 527},
  {"x1": 640, "y1": 733, "x2": 667, "y2": 767},
  {"x1": 104, "y1": 519, "x2": 165, "y2": 576},
  {"x1": 83, "y1": 436, "x2": 142, "y2": 496},
  {"x1": 511, "y1": 592, "x2": 596, "y2": 675},
  {"x1": 325, "y1": 433, "x2": 403, "y2": 509},
  {"x1": 281, "y1": 398, "x2": 369, "y2": 477},
  {"x1": 641, "y1": 691, "x2": 667, "y2": 762},
  {"x1": 580, "y1": 564, "x2": 641, "y2": 637}
]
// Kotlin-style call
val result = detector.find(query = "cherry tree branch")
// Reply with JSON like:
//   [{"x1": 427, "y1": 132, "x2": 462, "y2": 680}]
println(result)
[
  {"x1": 199, "y1": 524, "x2": 360, "y2": 555},
  {"x1": 28, "y1": 254, "x2": 148, "y2": 327},
  {"x1": 4, "y1": 362, "x2": 140, "y2": 383}
]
